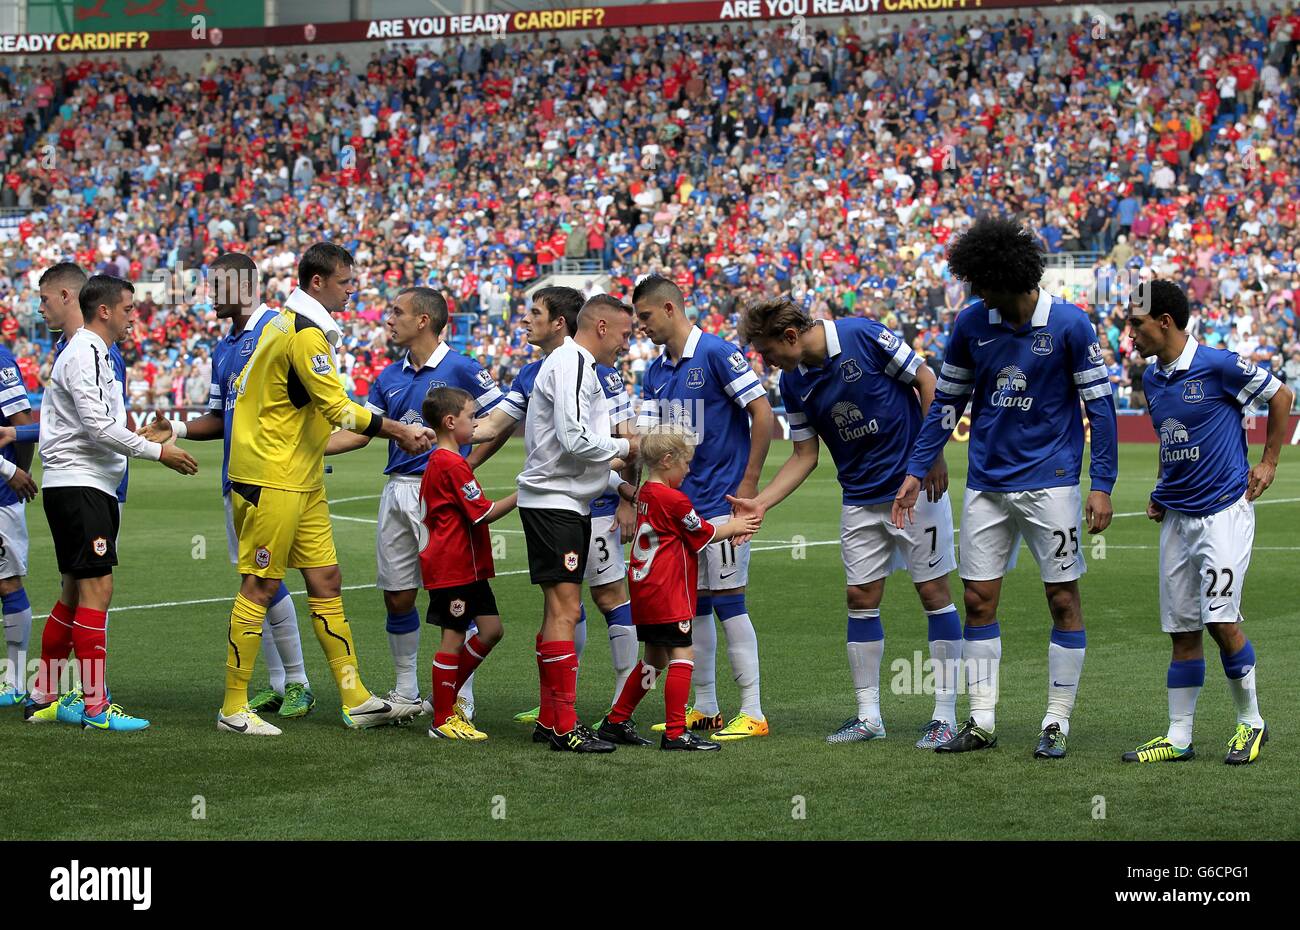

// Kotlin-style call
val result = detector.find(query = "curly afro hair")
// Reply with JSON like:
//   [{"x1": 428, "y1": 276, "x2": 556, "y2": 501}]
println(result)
[{"x1": 945, "y1": 216, "x2": 1045, "y2": 295}]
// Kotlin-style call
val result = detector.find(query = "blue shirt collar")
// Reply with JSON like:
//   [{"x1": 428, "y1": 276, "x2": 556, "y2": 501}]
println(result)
[
  {"x1": 663, "y1": 326, "x2": 703, "y2": 368},
  {"x1": 404, "y1": 341, "x2": 450, "y2": 372},
  {"x1": 988, "y1": 289, "x2": 1053, "y2": 328},
  {"x1": 798, "y1": 319, "x2": 840, "y2": 375},
  {"x1": 1154, "y1": 336, "x2": 1198, "y2": 378}
]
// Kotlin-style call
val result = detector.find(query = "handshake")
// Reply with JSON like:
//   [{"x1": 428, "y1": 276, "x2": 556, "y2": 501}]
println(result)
[{"x1": 134, "y1": 412, "x2": 198, "y2": 475}]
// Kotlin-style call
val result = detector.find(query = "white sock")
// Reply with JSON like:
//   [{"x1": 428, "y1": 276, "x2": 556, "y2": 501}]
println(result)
[
  {"x1": 964, "y1": 623, "x2": 1001, "y2": 731},
  {"x1": 388, "y1": 630, "x2": 420, "y2": 700},
  {"x1": 606, "y1": 602, "x2": 638, "y2": 703},
  {"x1": 1042, "y1": 629, "x2": 1086, "y2": 735},
  {"x1": 3, "y1": 603, "x2": 32, "y2": 692},
  {"x1": 260, "y1": 625, "x2": 287, "y2": 695},
  {"x1": 690, "y1": 601, "x2": 718, "y2": 716},
  {"x1": 1223, "y1": 641, "x2": 1263, "y2": 728},
  {"x1": 1166, "y1": 658, "x2": 1204, "y2": 746},
  {"x1": 925, "y1": 605, "x2": 962, "y2": 726},
  {"x1": 1168, "y1": 690, "x2": 1201, "y2": 746},
  {"x1": 846, "y1": 609, "x2": 883, "y2": 724},
  {"x1": 1227, "y1": 668, "x2": 1263, "y2": 728},
  {"x1": 267, "y1": 590, "x2": 308, "y2": 689},
  {"x1": 721, "y1": 611, "x2": 762, "y2": 720}
]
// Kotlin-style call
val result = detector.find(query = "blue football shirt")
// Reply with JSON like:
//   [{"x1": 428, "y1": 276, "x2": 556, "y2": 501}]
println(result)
[
  {"x1": 779, "y1": 319, "x2": 924, "y2": 506},
  {"x1": 907, "y1": 291, "x2": 1119, "y2": 494},
  {"x1": 638, "y1": 327, "x2": 766, "y2": 518},
  {"x1": 1143, "y1": 338, "x2": 1281, "y2": 516},
  {"x1": 0, "y1": 346, "x2": 32, "y2": 507},
  {"x1": 210, "y1": 305, "x2": 278, "y2": 496},
  {"x1": 365, "y1": 342, "x2": 501, "y2": 472}
]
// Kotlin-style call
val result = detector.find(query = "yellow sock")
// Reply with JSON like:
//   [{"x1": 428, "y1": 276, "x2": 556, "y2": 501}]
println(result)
[
  {"x1": 223, "y1": 594, "x2": 267, "y2": 716},
  {"x1": 308, "y1": 596, "x2": 369, "y2": 707}
]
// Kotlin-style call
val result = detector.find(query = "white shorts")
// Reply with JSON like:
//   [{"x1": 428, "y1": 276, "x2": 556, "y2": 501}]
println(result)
[
  {"x1": 0, "y1": 502, "x2": 29, "y2": 578},
  {"x1": 584, "y1": 513, "x2": 626, "y2": 586},
  {"x1": 959, "y1": 486, "x2": 1086, "y2": 584},
  {"x1": 376, "y1": 476, "x2": 426, "y2": 592},
  {"x1": 224, "y1": 493, "x2": 239, "y2": 564},
  {"x1": 1159, "y1": 496, "x2": 1254, "y2": 633},
  {"x1": 698, "y1": 515, "x2": 750, "y2": 590},
  {"x1": 843, "y1": 492, "x2": 956, "y2": 586}
]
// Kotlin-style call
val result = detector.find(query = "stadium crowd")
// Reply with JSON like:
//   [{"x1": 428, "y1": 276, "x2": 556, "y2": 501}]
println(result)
[{"x1": 1, "y1": 1, "x2": 1300, "y2": 413}]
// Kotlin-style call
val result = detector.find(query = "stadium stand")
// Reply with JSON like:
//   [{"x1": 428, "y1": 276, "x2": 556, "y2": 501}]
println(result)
[{"x1": 1, "y1": 3, "x2": 1299, "y2": 415}]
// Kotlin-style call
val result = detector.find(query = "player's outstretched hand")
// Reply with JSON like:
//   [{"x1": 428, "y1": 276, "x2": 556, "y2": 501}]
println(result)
[
  {"x1": 891, "y1": 475, "x2": 921, "y2": 529},
  {"x1": 5, "y1": 467, "x2": 37, "y2": 502},
  {"x1": 1146, "y1": 497, "x2": 1165, "y2": 523},
  {"x1": 1247, "y1": 461, "x2": 1276, "y2": 501},
  {"x1": 159, "y1": 443, "x2": 198, "y2": 475},
  {"x1": 725, "y1": 494, "x2": 767, "y2": 523},
  {"x1": 0, "y1": 426, "x2": 15, "y2": 451},
  {"x1": 1085, "y1": 490, "x2": 1113, "y2": 534},
  {"x1": 137, "y1": 410, "x2": 173, "y2": 444},
  {"x1": 922, "y1": 455, "x2": 949, "y2": 503}
]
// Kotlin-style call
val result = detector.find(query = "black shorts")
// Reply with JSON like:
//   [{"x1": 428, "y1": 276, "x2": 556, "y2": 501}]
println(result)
[
  {"x1": 637, "y1": 619, "x2": 694, "y2": 648},
  {"x1": 426, "y1": 580, "x2": 498, "y2": 633},
  {"x1": 43, "y1": 486, "x2": 120, "y2": 579},
  {"x1": 519, "y1": 507, "x2": 591, "y2": 585}
]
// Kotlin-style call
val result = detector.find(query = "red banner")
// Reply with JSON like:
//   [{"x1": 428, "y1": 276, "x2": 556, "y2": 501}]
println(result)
[{"x1": 2, "y1": 0, "x2": 1131, "y2": 56}]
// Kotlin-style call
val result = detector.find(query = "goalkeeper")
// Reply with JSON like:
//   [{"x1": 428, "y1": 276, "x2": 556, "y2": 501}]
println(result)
[{"x1": 217, "y1": 243, "x2": 434, "y2": 735}]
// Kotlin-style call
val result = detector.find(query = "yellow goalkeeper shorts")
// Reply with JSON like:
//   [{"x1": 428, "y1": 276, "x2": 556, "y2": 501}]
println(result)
[{"x1": 230, "y1": 482, "x2": 338, "y2": 579}]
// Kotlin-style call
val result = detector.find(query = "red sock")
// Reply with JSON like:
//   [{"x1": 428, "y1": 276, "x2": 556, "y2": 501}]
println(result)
[
  {"x1": 71, "y1": 607, "x2": 108, "y2": 716},
  {"x1": 609, "y1": 661, "x2": 655, "y2": 723},
  {"x1": 35, "y1": 602, "x2": 75, "y2": 700},
  {"x1": 540, "y1": 640, "x2": 578, "y2": 735},
  {"x1": 535, "y1": 633, "x2": 554, "y2": 730},
  {"x1": 454, "y1": 634, "x2": 493, "y2": 692},
  {"x1": 664, "y1": 659, "x2": 694, "y2": 740},
  {"x1": 431, "y1": 652, "x2": 459, "y2": 726}
]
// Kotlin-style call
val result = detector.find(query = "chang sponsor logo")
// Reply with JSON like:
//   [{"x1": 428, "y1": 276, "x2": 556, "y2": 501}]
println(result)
[
  {"x1": 830, "y1": 401, "x2": 879, "y2": 441},
  {"x1": 990, "y1": 365, "x2": 1033, "y2": 410},
  {"x1": 1158, "y1": 417, "x2": 1199, "y2": 463}
]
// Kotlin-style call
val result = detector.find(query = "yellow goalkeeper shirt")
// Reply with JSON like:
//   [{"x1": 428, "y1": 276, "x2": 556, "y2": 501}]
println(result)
[{"x1": 228, "y1": 304, "x2": 380, "y2": 492}]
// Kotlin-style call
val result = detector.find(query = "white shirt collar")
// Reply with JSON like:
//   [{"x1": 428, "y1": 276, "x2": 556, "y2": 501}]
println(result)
[
  {"x1": 73, "y1": 325, "x2": 108, "y2": 352},
  {"x1": 406, "y1": 341, "x2": 450, "y2": 372},
  {"x1": 285, "y1": 287, "x2": 342, "y2": 348},
  {"x1": 567, "y1": 335, "x2": 596, "y2": 364},
  {"x1": 246, "y1": 302, "x2": 274, "y2": 331},
  {"x1": 662, "y1": 325, "x2": 703, "y2": 366},
  {"x1": 988, "y1": 290, "x2": 1054, "y2": 328},
  {"x1": 1157, "y1": 336, "x2": 1199, "y2": 376},
  {"x1": 798, "y1": 319, "x2": 840, "y2": 375}
]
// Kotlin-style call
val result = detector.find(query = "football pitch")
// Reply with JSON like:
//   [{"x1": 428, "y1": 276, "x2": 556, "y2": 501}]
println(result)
[{"x1": 2, "y1": 439, "x2": 1297, "y2": 841}]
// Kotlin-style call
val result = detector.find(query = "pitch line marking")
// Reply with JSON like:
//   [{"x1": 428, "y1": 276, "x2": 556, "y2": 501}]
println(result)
[{"x1": 113, "y1": 496, "x2": 1297, "y2": 613}]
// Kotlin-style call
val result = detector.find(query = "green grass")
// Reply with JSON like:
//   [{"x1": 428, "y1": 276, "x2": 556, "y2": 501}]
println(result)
[{"x1": 2, "y1": 439, "x2": 1298, "y2": 840}]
